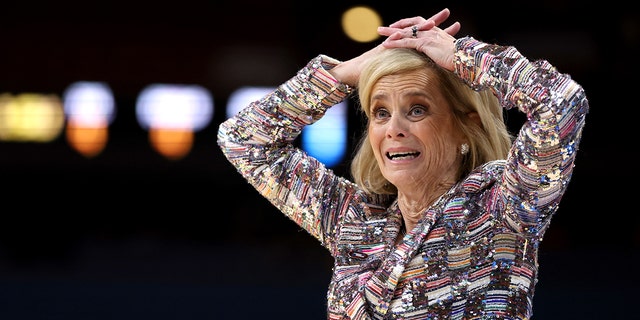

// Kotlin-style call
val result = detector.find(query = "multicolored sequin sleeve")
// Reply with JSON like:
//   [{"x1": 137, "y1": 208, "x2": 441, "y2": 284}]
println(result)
[
  {"x1": 454, "y1": 36, "x2": 589, "y2": 236},
  {"x1": 217, "y1": 54, "x2": 358, "y2": 247}
]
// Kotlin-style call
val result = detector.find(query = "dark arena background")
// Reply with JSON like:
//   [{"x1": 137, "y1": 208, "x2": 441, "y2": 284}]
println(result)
[{"x1": 0, "y1": 1, "x2": 637, "y2": 319}]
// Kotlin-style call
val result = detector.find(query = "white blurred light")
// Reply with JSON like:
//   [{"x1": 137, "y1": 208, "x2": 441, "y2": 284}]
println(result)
[
  {"x1": 136, "y1": 84, "x2": 213, "y2": 131},
  {"x1": 226, "y1": 86, "x2": 274, "y2": 118},
  {"x1": 63, "y1": 81, "x2": 115, "y2": 126}
]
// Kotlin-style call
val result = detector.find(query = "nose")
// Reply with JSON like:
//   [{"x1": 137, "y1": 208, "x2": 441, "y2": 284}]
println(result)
[{"x1": 386, "y1": 114, "x2": 407, "y2": 139}]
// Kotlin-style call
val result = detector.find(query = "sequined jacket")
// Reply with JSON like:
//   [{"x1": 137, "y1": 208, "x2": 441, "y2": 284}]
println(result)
[{"x1": 217, "y1": 36, "x2": 589, "y2": 319}]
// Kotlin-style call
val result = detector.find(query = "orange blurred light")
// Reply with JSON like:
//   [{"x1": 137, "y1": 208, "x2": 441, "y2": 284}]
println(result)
[
  {"x1": 66, "y1": 120, "x2": 109, "y2": 158},
  {"x1": 148, "y1": 128, "x2": 194, "y2": 160}
]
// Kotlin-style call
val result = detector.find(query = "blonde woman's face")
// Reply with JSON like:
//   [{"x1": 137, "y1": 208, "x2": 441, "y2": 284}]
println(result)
[{"x1": 367, "y1": 69, "x2": 464, "y2": 191}]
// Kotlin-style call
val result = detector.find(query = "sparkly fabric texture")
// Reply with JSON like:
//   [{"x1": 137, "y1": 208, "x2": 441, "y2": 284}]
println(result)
[{"x1": 218, "y1": 39, "x2": 588, "y2": 319}]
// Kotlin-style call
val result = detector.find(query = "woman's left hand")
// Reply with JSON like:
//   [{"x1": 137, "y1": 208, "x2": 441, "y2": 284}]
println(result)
[{"x1": 378, "y1": 8, "x2": 460, "y2": 71}]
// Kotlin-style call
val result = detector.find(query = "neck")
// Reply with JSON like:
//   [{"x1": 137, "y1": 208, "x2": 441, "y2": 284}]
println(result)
[{"x1": 396, "y1": 181, "x2": 453, "y2": 233}]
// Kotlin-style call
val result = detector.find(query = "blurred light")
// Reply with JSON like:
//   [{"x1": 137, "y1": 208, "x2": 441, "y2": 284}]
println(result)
[
  {"x1": 148, "y1": 128, "x2": 194, "y2": 160},
  {"x1": 63, "y1": 82, "x2": 116, "y2": 126},
  {"x1": 227, "y1": 86, "x2": 348, "y2": 168},
  {"x1": 0, "y1": 93, "x2": 65, "y2": 142},
  {"x1": 302, "y1": 102, "x2": 347, "y2": 168},
  {"x1": 136, "y1": 84, "x2": 214, "y2": 160},
  {"x1": 63, "y1": 81, "x2": 115, "y2": 158},
  {"x1": 341, "y1": 6, "x2": 382, "y2": 43},
  {"x1": 226, "y1": 86, "x2": 274, "y2": 118},
  {"x1": 137, "y1": 84, "x2": 213, "y2": 131}
]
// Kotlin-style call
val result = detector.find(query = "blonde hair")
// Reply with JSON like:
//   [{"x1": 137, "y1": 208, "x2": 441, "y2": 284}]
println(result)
[{"x1": 350, "y1": 48, "x2": 512, "y2": 195}]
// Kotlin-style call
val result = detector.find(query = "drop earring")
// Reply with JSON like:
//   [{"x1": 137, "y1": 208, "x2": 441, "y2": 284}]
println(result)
[{"x1": 460, "y1": 143, "x2": 469, "y2": 155}]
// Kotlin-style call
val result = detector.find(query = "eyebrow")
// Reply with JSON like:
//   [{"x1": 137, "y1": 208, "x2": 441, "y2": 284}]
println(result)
[{"x1": 371, "y1": 90, "x2": 430, "y2": 101}]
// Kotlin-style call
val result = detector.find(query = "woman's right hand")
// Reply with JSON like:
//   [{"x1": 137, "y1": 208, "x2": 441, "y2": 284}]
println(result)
[{"x1": 378, "y1": 8, "x2": 461, "y2": 71}]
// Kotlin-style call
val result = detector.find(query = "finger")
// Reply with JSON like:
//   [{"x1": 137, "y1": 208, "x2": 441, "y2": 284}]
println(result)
[
  {"x1": 378, "y1": 18, "x2": 435, "y2": 38},
  {"x1": 377, "y1": 26, "x2": 399, "y2": 37},
  {"x1": 382, "y1": 29, "x2": 419, "y2": 47},
  {"x1": 381, "y1": 36, "x2": 409, "y2": 49},
  {"x1": 429, "y1": 8, "x2": 451, "y2": 26},
  {"x1": 389, "y1": 8, "x2": 450, "y2": 28},
  {"x1": 388, "y1": 17, "x2": 424, "y2": 29},
  {"x1": 385, "y1": 31, "x2": 404, "y2": 41},
  {"x1": 414, "y1": 19, "x2": 436, "y2": 31},
  {"x1": 443, "y1": 21, "x2": 461, "y2": 36}
]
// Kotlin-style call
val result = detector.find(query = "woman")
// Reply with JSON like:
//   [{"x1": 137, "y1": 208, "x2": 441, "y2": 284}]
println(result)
[{"x1": 217, "y1": 8, "x2": 588, "y2": 319}]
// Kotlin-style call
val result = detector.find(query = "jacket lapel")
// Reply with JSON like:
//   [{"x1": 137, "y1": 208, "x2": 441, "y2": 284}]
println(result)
[{"x1": 362, "y1": 184, "x2": 459, "y2": 318}]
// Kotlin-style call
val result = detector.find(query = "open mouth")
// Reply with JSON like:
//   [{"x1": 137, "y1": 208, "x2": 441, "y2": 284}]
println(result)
[{"x1": 386, "y1": 151, "x2": 420, "y2": 160}]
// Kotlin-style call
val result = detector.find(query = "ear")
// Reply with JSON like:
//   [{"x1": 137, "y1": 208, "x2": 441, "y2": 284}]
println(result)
[{"x1": 466, "y1": 111, "x2": 482, "y2": 128}]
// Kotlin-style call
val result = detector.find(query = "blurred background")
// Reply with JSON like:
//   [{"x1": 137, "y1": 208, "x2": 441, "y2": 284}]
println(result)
[{"x1": 0, "y1": 0, "x2": 637, "y2": 319}]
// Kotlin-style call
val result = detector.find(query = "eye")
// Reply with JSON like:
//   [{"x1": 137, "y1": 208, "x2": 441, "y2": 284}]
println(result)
[
  {"x1": 372, "y1": 107, "x2": 390, "y2": 120},
  {"x1": 408, "y1": 105, "x2": 428, "y2": 119}
]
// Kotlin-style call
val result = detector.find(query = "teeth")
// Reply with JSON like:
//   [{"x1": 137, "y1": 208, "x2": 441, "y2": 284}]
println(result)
[{"x1": 387, "y1": 152, "x2": 419, "y2": 160}]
